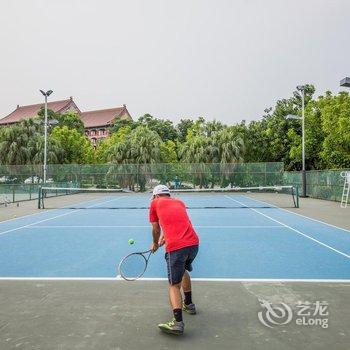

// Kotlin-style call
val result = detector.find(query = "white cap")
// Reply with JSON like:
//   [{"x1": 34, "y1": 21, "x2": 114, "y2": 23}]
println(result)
[{"x1": 152, "y1": 184, "x2": 170, "y2": 196}]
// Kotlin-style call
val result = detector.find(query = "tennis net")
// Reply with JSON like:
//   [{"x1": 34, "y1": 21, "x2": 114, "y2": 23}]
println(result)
[{"x1": 38, "y1": 185, "x2": 299, "y2": 209}]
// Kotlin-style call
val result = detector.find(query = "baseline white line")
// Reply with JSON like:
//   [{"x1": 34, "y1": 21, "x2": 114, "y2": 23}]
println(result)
[
  {"x1": 225, "y1": 195, "x2": 350, "y2": 260},
  {"x1": 0, "y1": 196, "x2": 126, "y2": 237},
  {"x1": 0, "y1": 277, "x2": 349, "y2": 283},
  {"x1": 25, "y1": 225, "x2": 284, "y2": 229}
]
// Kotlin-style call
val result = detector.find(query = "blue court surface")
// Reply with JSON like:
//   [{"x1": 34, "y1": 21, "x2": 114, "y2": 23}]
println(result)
[{"x1": 1, "y1": 192, "x2": 350, "y2": 280}]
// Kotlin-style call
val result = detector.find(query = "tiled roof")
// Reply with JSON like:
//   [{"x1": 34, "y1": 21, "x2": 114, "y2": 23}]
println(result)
[
  {"x1": 0, "y1": 98, "x2": 80, "y2": 125},
  {"x1": 80, "y1": 106, "x2": 129, "y2": 128}
]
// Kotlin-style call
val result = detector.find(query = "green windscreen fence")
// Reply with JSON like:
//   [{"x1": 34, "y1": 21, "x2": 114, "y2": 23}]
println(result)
[
  {"x1": 1, "y1": 164, "x2": 348, "y2": 203},
  {"x1": 283, "y1": 169, "x2": 349, "y2": 202},
  {"x1": 0, "y1": 163, "x2": 284, "y2": 202}
]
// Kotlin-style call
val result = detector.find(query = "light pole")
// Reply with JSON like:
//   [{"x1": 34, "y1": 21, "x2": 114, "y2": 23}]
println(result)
[
  {"x1": 39, "y1": 89, "x2": 53, "y2": 184},
  {"x1": 286, "y1": 84, "x2": 307, "y2": 197}
]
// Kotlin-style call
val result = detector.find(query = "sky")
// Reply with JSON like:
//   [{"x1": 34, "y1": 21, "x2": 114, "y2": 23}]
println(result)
[{"x1": 0, "y1": 0, "x2": 349, "y2": 124}]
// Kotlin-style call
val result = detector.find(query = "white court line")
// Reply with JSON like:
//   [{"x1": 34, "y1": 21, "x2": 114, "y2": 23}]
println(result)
[
  {"x1": 0, "y1": 196, "x2": 126, "y2": 237},
  {"x1": 25, "y1": 225, "x2": 284, "y2": 229},
  {"x1": 225, "y1": 195, "x2": 350, "y2": 260},
  {"x1": 0, "y1": 194, "x2": 127, "y2": 225},
  {"x1": 280, "y1": 207, "x2": 350, "y2": 233},
  {"x1": 239, "y1": 195, "x2": 350, "y2": 234},
  {"x1": 0, "y1": 277, "x2": 349, "y2": 283}
]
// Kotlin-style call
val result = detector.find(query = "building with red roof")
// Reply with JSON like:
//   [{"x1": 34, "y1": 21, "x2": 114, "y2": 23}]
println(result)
[
  {"x1": 0, "y1": 97, "x2": 132, "y2": 146},
  {"x1": 81, "y1": 105, "x2": 131, "y2": 146}
]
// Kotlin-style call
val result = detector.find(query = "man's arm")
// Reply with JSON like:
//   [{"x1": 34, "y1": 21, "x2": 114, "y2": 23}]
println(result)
[{"x1": 150, "y1": 222, "x2": 161, "y2": 252}]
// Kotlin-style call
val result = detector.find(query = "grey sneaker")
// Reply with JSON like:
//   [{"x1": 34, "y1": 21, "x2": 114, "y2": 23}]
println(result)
[
  {"x1": 158, "y1": 318, "x2": 184, "y2": 335},
  {"x1": 182, "y1": 302, "x2": 197, "y2": 315}
]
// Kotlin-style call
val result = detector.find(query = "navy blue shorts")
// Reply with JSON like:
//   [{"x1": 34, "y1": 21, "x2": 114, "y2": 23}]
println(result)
[{"x1": 165, "y1": 245, "x2": 199, "y2": 285}]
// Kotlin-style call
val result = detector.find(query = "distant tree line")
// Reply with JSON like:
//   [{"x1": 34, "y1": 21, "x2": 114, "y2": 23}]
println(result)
[{"x1": 0, "y1": 85, "x2": 349, "y2": 170}]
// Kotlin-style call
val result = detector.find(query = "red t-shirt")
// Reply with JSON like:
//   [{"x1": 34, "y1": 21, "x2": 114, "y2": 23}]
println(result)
[{"x1": 149, "y1": 196, "x2": 199, "y2": 253}]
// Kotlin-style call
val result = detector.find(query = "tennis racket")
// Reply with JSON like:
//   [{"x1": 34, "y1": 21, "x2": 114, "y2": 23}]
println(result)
[{"x1": 118, "y1": 249, "x2": 153, "y2": 281}]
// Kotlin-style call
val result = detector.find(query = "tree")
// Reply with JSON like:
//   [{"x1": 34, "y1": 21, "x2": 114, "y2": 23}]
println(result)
[
  {"x1": 37, "y1": 108, "x2": 85, "y2": 133},
  {"x1": 50, "y1": 126, "x2": 94, "y2": 164},
  {"x1": 107, "y1": 126, "x2": 162, "y2": 164},
  {"x1": 319, "y1": 91, "x2": 350, "y2": 168},
  {"x1": 176, "y1": 119, "x2": 195, "y2": 141},
  {"x1": 257, "y1": 85, "x2": 315, "y2": 170},
  {"x1": 57, "y1": 111, "x2": 85, "y2": 134},
  {"x1": 160, "y1": 140, "x2": 178, "y2": 163},
  {"x1": 137, "y1": 114, "x2": 178, "y2": 141},
  {"x1": 0, "y1": 124, "x2": 31, "y2": 164},
  {"x1": 106, "y1": 126, "x2": 163, "y2": 190},
  {"x1": 288, "y1": 99, "x2": 324, "y2": 170},
  {"x1": 95, "y1": 126, "x2": 132, "y2": 163},
  {"x1": 109, "y1": 118, "x2": 136, "y2": 134},
  {"x1": 213, "y1": 128, "x2": 244, "y2": 163},
  {"x1": 204, "y1": 120, "x2": 226, "y2": 137},
  {"x1": 234, "y1": 120, "x2": 272, "y2": 163}
]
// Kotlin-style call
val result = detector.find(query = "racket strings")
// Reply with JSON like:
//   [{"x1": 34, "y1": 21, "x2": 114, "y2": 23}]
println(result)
[{"x1": 119, "y1": 253, "x2": 148, "y2": 280}]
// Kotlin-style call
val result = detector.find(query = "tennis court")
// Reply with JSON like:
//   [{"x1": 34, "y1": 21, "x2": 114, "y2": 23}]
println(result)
[
  {"x1": 1, "y1": 188, "x2": 349, "y2": 279},
  {"x1": 0, "y1": 189, "x2": 350, "y2": 349}
]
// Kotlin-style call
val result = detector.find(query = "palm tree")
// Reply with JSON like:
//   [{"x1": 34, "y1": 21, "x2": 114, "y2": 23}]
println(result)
[
  {"x1": 29, "y1": 135, "x2": 63, "y2": 165},
  {"x1": 0, "y1": 125, "x2": 31, "y2": 164},
  {"x1": 180, "y1": 136, "x2": 214, "y2": 188},
  {"x1": 107, "y1": 126, "x2": 163, "y2": 190},
  {"x1": 214, "y1": 129, "x2": 245, "y2": 186}
]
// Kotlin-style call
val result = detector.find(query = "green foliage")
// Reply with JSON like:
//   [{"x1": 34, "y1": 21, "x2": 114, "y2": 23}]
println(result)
[
  {"x1": 176, "y1": 119, "x2": 194, "y2": 142},
  {"x1": 50, "y1": 126, "x2": 94, "y2": 164},
  {"x1": 109, "y1": 118, "x2": 135, "y2": 134},
  {"x1": 0, "y1": 123, "x2": 32, "y2": 164},
  {"x1": 110, "y1": 114, "x2": 177, "y2": 142},
  {"x1": 160, "y1": 140, "x2": 178, "y2": 163},
  {"x1": 319, "y1": 92, "x2": 350, "y2": 168},
  {"x1": 240, "y1": 84, "x2": 316, "y2": 170},
  {"x1": 136, "y1": 114, "x2": 178, "y2": 141},
  {"x1": 0, "y1": 119, "x2": 62, "y2": 165},
  {"x1": 107, "y1": 126, "x2": 162, "y2": 164},
  {"x1": 57, "y1": 111, "x2": 85, "y2": 133},
  {"x1": 0, "y1": 84, "x2": 349, "y2": 172},
  {"x1": 95, "y1": 126, "x2": 132, "y2": 163},
  {"x1": 181, "y1": 127, "x2": 244, "y2": 164}
]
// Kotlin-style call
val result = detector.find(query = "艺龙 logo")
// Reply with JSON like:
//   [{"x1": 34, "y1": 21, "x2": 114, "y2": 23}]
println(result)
[{"x1": 257, "y1": 299, "x2": 293, "y2": 328}]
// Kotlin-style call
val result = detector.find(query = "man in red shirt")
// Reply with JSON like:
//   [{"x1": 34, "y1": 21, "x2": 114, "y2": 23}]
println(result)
[{"x1": 149, "y1": 185, "x2": 199, "y2": 335}]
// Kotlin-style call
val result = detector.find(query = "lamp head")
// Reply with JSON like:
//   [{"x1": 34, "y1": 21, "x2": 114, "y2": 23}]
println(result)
[
  {"x1": 340, "y1": 77, "x2": 350, "y2": 87},
  {"x1": 39, "y1": 89, "x2": 53, "y2": 97}
]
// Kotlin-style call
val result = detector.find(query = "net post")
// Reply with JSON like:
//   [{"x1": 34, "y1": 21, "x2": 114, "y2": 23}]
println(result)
[
  {"x1": 38, "y1": 186, "x2": 42, "y2": 209},
  {"x1": 295, "y1": 186, "x2": 300, "y2": 208}
]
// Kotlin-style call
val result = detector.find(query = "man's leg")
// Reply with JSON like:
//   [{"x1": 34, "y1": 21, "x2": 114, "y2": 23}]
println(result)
[
  {"x1": 169, "y1": 282, "x2": 182, "y2": 310},
  {"x1": 181, "y1": 270, "x2": 196, "y2": 314},
  {"x1": 181, "y1": 270, "x2": 191, "y2": 293},
  {"x1": 158, "y1": 251, "x2": 185, "y2": 334}
]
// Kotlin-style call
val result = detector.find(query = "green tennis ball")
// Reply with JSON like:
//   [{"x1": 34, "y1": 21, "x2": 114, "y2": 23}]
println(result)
[{"x1": 128, "y1": 239, "x2": 135, "y2": 245}]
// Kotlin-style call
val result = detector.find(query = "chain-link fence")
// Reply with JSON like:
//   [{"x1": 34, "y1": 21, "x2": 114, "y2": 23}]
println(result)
[
  {"x1": 1, "y1": 164, "x2": 348, "y2": 203},
  {"x1": 0, "y1": 163, "x2": 284, "y2": 202},
  {"x1": 283, "y1": 169, "x2": 349, "y2": 202}
]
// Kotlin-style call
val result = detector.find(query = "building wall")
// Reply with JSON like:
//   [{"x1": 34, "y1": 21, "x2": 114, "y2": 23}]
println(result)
[{"x1": 85, "y1": 127, "x2": 110, "y2": 147}]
